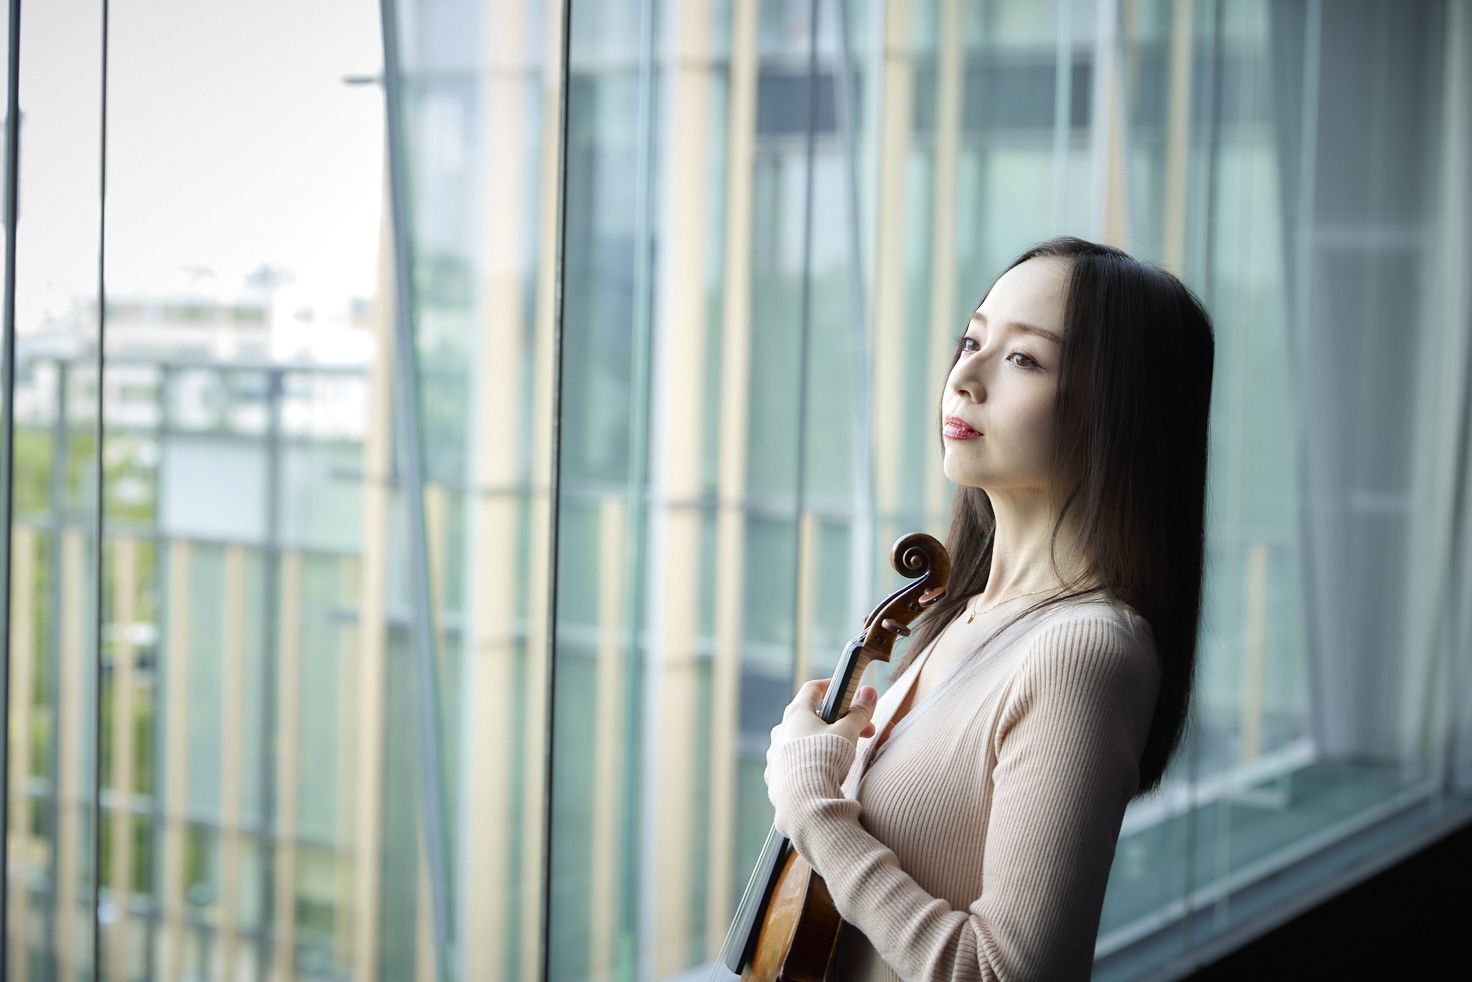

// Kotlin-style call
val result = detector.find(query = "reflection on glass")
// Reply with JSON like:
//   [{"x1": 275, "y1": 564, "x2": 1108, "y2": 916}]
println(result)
[
  {"x1": 3, "y1": 1, "x2": 1471, "y2": 982},
  {"x1": 6, "y1": 1, "x2": 108, "y2": 981},
  {"x1": 6, "y1": 0, "x2": 387, "y2": 980}
]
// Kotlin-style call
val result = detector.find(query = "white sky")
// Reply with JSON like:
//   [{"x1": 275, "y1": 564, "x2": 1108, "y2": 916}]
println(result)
[{"x1": 10, "y1": 0, "x2": 385, "y2": 330}]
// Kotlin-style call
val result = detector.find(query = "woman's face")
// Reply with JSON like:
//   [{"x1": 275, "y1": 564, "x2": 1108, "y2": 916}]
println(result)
[{"x1": 941, "y1": 256, "x2": 1069, "y2": 494}]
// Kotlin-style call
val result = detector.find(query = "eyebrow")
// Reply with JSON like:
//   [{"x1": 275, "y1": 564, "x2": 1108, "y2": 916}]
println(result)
[{"x1": 970, "y1": 311, "x2": 1062, "y2": 345}]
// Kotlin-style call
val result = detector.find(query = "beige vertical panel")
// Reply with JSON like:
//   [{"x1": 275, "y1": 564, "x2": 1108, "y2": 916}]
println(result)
[
  {"x1": 353, "y1": 181, "x2": 396, "y2": 982},
  {"x1": 415, "y1": 843, "x2": 435, "y2": 982},
  {"x1": 107, "y1": 536, "x2": 138, "y2": 982},
  {"x1": 218, "y1": 544, "x2": 248, "y2": 981},
  {"x1": 705, "y1": 0, "x2": 758, "y2": 956},
  {"x1": 54, "y1": 529, "x2": 86, "y2": 982},
  {"x1": 466, "y1": 0, "x2": 530, "y2": 976},
  {"x1": 7, "y1": 525, "x2": 36, "y2": 982},
  {"x1": 272, "y1": 550, "x2": 303, "y2": 982},
  {"x1": 791, "y1": 512, "x2": 819, "y2": 691},
  {"x1": 160, "y1": 541, "x2": 192, "y2": 982},
  {"x1": 1050, "y1": 0, "x2": 1076, "y2": 233},
  {"x1": 1161, "y1": 0, "x2": 1194, "y2": 272},
  {"x1": 650, "y1": 0, "x2": 714, "y2": 973},
  {"x1": 872, "y1": 0, "x2": 914, "y2": 554},
  {"x1": 589, "y1": 497, "x2": 627, "y2": 981},
  {"x1": 924, "y1": 0, "x2": 963, "y2": 535},
  {"x1": 335, "y1": 556, "x2": 359, "y2": 972},
  {"x1": 1239, "y1": 543, "x2": 1269, "y2": 764},
  {"x1": 424, "y1": 476, "x2": 450, "y2": 982},
  {"x1": 424, "y1": 482, "x2": 449, "y2": 633},
  {"x1": 419, "y1": 481, "x2": 447, "y2": 980},
  {"x1": 519, "y1": 1, "x2": 568, "y2": 979},
  {"x1": 1091, "y1": 0, "x2": 1132, "y2": 247},
  {"x1": 424, "y1": 474, "x2": 451, "y2": 982}
]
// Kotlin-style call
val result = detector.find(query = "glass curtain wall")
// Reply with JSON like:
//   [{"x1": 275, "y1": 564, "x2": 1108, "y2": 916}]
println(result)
[
  {"x1": 3, "y1": 1, "x2": 1471, "y2": 982},
  {"x1": 5, "y1": 0, "x2": 396, "y2": 980},
  {"x1": 5, "y1": 2, "x2": 108, "y2": 981}
]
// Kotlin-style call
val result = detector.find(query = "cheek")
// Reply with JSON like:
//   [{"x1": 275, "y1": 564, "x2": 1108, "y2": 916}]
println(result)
[
  {"x1": 1002, "y1": 387, "x2": 1059, "y2": 474},
  {"x1": 1015, "y1": 393, "x2": 1057, "y2": 445}
]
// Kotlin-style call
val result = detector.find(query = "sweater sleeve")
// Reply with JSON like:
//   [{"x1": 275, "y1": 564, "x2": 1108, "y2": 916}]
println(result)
[{"x1": 767, "y1": 615, "x2": 1159, "y2": 982}]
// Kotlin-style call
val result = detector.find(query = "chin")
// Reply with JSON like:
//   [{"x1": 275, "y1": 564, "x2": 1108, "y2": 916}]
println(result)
[{"x1": 942, "y1": 459, "x2": 986, "y2": 489}]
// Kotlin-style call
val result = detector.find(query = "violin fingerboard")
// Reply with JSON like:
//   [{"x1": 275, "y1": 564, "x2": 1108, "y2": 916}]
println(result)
[{"x1": 819, "y1": 642, "x2": 874, "y2": 724}]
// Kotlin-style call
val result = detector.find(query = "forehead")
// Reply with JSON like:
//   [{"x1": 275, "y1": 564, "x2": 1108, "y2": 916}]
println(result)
[{"x1": 976, "y1": 256, "x2": 1069, "y2": 335}]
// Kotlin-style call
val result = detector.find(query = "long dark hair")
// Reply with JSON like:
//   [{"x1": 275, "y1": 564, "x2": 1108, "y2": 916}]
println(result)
[{"x1": 903, "y1": 237, "x2": 1214, "y2": 793}]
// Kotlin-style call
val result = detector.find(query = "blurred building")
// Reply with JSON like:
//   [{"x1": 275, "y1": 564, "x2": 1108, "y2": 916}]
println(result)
[{"x1": 3, "y1": 1, "x2": 1471, "y2": 982}]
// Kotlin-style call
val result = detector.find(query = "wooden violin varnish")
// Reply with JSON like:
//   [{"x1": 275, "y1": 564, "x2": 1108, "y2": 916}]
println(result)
[{"x1": 716, "y1": 533, "x2": 951, "y2": 982}]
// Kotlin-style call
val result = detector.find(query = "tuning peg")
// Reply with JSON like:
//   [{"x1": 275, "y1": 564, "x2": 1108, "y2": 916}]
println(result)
[{"x1": 881, "y1": 618, "x2": 911, "y2": 637}]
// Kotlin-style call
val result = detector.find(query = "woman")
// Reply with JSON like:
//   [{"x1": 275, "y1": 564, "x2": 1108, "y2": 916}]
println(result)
[{"x1": 763, "y1": 237, "x2": 1214, "y2": 982}]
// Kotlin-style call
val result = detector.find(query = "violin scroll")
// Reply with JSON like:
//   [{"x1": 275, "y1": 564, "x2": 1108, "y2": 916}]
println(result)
[{"x1": 859, "y1": 532, "x2": 952, "y2": 657}]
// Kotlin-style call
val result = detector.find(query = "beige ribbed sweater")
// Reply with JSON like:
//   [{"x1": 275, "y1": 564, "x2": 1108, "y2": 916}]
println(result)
[{"x1": 768, "y1": 595, "x2": 1159, "y2": 982}]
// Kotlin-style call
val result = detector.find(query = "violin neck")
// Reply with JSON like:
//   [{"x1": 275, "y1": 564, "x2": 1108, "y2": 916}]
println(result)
[{"x1": 818, "y1": 635, "x2": 877, "y2": 724}]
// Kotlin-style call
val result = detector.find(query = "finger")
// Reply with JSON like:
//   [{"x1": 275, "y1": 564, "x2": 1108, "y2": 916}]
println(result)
[
  {"x1": 853, "y1": 687, "x2": 877, "y2": 737},
  {"x1": 832, "y1": 685, "x2": 878, "y2": 742},
  {"x1": 786, "y1": 678, "x2": 830, "y2": 717},
  {"x1": 801, "y1": 678, "x2": 830, "y2": 702}
]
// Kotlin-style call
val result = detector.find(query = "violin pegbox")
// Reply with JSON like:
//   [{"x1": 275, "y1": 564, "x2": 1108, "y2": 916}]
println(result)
[{"x1": 859, "y1": 532, "x2": 952, "y2": 660}]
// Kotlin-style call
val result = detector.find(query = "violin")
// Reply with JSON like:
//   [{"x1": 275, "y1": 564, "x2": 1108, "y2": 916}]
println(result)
[{"x1": 718, "y1": 532, "x2": 952, "y2": 982}]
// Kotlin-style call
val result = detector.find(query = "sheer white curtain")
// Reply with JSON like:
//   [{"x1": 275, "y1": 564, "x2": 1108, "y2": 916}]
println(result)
[{"x1": 1280, "y1": 0, "x2": 1472, "y2": 776}]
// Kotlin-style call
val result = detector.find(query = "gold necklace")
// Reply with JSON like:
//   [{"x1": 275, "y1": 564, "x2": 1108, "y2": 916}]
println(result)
[{"x1": 964, "y1": 587, "x2": 1056, "y2": 624}]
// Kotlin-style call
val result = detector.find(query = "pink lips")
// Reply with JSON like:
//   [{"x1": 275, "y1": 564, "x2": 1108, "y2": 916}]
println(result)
[{"x1": 942, "y1": 416, "x2": 981, "y2": 440}]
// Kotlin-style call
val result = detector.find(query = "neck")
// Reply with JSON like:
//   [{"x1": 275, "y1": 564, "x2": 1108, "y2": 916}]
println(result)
[{"x1": 977, "y1": 487, "x2": 1090, "y2": 604}]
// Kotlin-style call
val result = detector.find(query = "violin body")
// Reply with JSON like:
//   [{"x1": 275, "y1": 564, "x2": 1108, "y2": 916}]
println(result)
[
  {"x1": 720, "y1": 533, "x2": 951, "y2": 982},
  {"x1": 744, "y1": 850, "x2": 841, "y2": 982}
]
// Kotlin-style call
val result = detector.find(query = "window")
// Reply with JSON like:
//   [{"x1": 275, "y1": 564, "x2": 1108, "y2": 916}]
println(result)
[{"x1": 3, "y1": 1, "x2": 1470, "y2": 981}]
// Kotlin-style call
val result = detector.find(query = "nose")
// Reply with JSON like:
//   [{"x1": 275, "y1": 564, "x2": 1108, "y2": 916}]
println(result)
[{"x1": 948, "y1": 343, "x2": 988, "y2": 405}]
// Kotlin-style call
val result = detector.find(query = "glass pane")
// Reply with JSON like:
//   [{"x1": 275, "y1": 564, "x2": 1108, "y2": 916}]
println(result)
[
  {"x1": 539, "y1": 1, "x2": 1472, "y2": 981},
  {"x1": 96, "y1": 1, "x2": 384, "y2": 979},
  {"x1": 4, "y1": 2, "x2": 1471, "y2": 982},
  {"x1": 390, "y1": 0, "x2": 568, "y2": 976},
  {"x1": 6, "y1": 0, "x2": 106, "y2": 978}
]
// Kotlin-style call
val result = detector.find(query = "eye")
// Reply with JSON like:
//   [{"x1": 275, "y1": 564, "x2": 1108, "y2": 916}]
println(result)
[
  {"x1": 1007, "y1": 351, "x2": 1040, "y2": 369},
  {"x1": 958, "y1": 335, "x2": 980, "y2": 352}
]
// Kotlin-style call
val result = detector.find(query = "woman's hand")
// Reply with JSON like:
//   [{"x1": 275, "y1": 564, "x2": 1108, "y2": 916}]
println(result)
[{"x1": 764, "y1": 679, "x2": 878, "y2": 787}]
